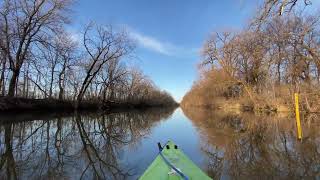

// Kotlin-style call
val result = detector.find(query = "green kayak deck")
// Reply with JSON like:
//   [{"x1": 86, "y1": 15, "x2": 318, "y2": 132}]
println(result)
[{"x1": 139, "y1": 141, "x2": 212, "y2": 180}]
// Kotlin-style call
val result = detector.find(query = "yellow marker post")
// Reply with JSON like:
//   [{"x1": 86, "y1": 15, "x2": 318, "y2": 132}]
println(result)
[{"x1": 294, "y1": 93, "x2": 302, "y2": 140}]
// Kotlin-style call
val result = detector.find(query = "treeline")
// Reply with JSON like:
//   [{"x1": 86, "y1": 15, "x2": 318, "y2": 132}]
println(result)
[
  {"x1": 0, "y1": 0, "x2": 176, "y2": 109},
  {"x1": 182, "y1": 1, "x2": 320, "y2": 112}
]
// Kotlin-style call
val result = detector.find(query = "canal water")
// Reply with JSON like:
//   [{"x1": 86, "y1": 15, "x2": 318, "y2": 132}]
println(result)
[{"x1": 0, "y1": 107, "x2": 319, "y2": 179}]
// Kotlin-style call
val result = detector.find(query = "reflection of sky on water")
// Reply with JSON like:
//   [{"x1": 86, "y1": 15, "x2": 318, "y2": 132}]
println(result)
[
  {"x1": 122, "y1": 108, "x2": 207, "y2": 179},
  {"x1": 0, "y1": 108, "x2": 320, "y2": 179}
]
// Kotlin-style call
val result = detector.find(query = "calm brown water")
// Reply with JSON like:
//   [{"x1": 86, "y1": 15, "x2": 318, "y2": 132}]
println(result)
[{"x1": 0, "y1": 108, "x2": 319, "y2": 179}]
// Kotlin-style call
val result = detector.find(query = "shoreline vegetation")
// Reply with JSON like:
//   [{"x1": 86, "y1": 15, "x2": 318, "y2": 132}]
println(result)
[
  {"x1": 0, "y1": 96, "x2": 179, "y2": 112},
  {"x1": 0, "y1": 0, "x2": 177, "y2": 112},
  {"x1": 182, "y1": 1, "x2": 320, "y2": 114},
  {"x1": 0, "y1": 105, "x2": 177, "y2": 123}
]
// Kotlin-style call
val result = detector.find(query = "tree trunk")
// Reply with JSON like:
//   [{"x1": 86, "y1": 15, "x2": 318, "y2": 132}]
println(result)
[
  {"x1": 277, "y1": 46, "x2": 281, "y2": 85},
  {"x1": 23, "y1": 63, "x2": 27, "y2": 97},
  {"x1": 58, "y1": 85, "x2": 64, "y2": 100},
  {"x1": 0, "y1": 58, "x2": 6, "y2": 96},
  {"x1": 109, "y1": 84, "x2": 114, "y2": 101},
  {"x1": 49, "y1": 67, "x2": 54, "y2": 99},
  {"x1": 26, "y1": 64, "x2": 29, "y2": 98},
  {"x1": 317, "y1": 68, "x2": 320, "y2": 84},
  {"x1": 102, "y1": 89, "x2": 106, "y2": 103},
  {"x1": 277, "y1": 62, "x2": 281, "y2": 85},
  {"x1": 58, "y1": 65, "x2": 66, "y2": 100},
  {"x1": 7, "y1": 70, "x2": 19, "y2": 97}
]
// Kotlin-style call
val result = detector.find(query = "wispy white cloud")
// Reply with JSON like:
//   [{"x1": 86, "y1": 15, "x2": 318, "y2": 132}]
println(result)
[
  {"x1": 67, "y1": 25, "x2": 199, "y2": 58},
  {"x1": 130, "y1": 31, "x2": 172, "y2": 55},
  {"x1": 128, "y1": 28, "x2": 198, "y2": 57}
]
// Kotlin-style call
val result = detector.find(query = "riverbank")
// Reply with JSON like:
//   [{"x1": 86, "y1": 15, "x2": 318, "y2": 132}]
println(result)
[
  {"x1": 0, "y1": 97, "x2": 179, "y2": 112},
  {"x1": 0, "y1": 105, "x2": 178, "y2": 123},
  {"x1": 181, "y1": 95, "x2": 292, "y2": 114},
  {"x1": 181, "y1": 91, "x2": 320, "y2": 114}
]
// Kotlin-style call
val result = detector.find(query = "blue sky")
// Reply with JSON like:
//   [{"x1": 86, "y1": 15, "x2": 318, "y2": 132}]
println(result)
[{"x1": 71, "y1": 0, "x2": 262, "y2": 102}]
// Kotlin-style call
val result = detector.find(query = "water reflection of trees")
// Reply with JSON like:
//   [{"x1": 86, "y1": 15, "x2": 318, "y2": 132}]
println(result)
[
  {"x1": 183, "y1": 108, "x2": 320, "y2": 179},
  {"x1": 0, "y1": 108, "x2": 175, "y2": 180}
]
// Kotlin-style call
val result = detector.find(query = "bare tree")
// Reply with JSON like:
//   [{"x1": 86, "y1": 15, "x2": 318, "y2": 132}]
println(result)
[
  {"x1": 183, "y1": 12, "x2": 320, "y2": 110},
  {"x1": 76, "y1": 23, "x2": 135, "y2": 107},
  {"x1": 36, "y1": 32, "x2": 77, "y2": 99},
  {"x1": 257, "y1": 0, "x2": 312, "y2": 24},
  {"x1": 0, "y1": 0, "x2": 72, "y2": 97},
  {"x1": 98, "y1": 58, "x2": 128, "y2": 103},
  {"x1": 56, "y1": 33, "x2": 77, "y2": 100},
  {"x1": 0, "y1": 1, "x2": 177, "y2": 108}
]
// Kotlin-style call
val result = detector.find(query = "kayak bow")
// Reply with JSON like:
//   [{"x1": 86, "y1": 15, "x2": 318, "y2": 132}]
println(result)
[{"x1": 139, "y1": 141, "x2": 212, "y2": 180}]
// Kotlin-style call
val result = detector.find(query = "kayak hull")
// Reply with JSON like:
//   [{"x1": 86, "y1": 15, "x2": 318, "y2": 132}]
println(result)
[{"x1": 139, "y1": 141, "x2": 212, "y2": 180}]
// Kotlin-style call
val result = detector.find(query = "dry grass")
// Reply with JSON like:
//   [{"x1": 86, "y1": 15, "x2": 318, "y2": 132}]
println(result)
[{"x1": 182, "y1": 68, "x2": 320, "y2": 113}]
